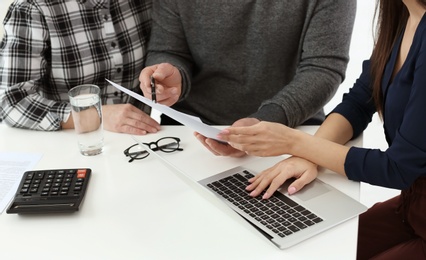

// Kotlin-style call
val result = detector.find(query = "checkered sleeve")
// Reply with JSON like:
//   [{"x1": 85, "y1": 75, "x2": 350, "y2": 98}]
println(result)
[{"x1": 0, "y1": 2, "x2": 69, "y2": 131}]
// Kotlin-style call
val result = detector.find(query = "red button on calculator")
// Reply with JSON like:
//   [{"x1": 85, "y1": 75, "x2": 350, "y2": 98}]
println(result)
[{"x1": 77, "y1": 169, "x2": 87, "y2": 178}]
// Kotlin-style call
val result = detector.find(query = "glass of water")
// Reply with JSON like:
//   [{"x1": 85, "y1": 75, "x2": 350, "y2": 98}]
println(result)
[{"x1": 68, "y1": 84, "x2": 104, "y2": 156}]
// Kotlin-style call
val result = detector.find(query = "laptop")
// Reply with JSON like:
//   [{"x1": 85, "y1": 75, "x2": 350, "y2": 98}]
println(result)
[{"x1": 132, "y1": 136, "x2": 368, "y2": 249}]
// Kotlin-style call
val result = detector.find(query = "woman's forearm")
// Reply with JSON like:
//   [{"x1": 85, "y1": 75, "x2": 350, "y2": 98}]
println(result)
[
  {"x1": 290, "y1": 129, "x2": 350, "y2": 176},
  {"x1": 289, "y1": 113, "x2": 354, "y2": 176},
  {"x1": 314, "y1": 113, "x2": 354, "y2": 144}
]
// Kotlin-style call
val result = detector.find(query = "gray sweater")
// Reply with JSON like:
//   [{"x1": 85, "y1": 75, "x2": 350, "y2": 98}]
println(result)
[{"x1": 146, "y1": 0, "x2": 356, "y2": 126}]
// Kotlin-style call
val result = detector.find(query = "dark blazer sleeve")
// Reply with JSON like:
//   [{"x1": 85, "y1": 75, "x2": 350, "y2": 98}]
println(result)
[{"x1": 331, "y1": 60, "x2": 376, "y2": 139}]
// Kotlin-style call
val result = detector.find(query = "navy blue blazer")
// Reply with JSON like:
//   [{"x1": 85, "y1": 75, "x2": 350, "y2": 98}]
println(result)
[{"x1": 332, "y1": 14, "x2": 426, "y2": 189}]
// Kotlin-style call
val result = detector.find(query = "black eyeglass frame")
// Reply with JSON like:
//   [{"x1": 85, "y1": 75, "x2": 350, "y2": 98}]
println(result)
[{"x1": 123, "y1": 136, "x2": 183, "y2": 162}]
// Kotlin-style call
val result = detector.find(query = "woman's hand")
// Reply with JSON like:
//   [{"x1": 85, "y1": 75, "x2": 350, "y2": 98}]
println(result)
[
  {"x1": 218, "y1": 121, "x2": 298, "y2": 157},
  {"x1": 102, "y1": 104, "x2": 161, "y2": 135},
  {"x1": 194, "y1": 117, "x2": 260, "y2": 157},
  {"x1": 246, "y1": 156, "x2": 318, "y2": 199}
]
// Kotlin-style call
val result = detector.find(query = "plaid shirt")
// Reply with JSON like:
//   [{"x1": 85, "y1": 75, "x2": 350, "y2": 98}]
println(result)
[{"x1": 0, "y1": 0, "x2": 152, "y2": 131}]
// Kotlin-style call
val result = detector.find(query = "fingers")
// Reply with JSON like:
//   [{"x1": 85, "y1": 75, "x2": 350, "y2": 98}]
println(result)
[
  {"x1": 125, "y1": 106, "x2": 161, "y2": 132},
  {"x1": 219, "y1": 123, "x2": 262, "y2": 137},
  {"x1": 194, "y1": 132, "x2": 220, "y2": 156},
  {"x1": 246, "y1": 167, "x2": 286, "y2": 199},
  {"x1": 126, "y1": 117, "x2": 160, "y2": 134},
  {"x1": 287, "y1": 169, "x2": 317, "y2": 195},
  {"x1": 205, "y1": 138, "x2": 246, "y2": 157},
  {"x1": 194, "y1": 132, "x2": 247, "y2": 157},
  {"x1": 139, "y1": 63, "x2": 181, "y2": 105},
  {"x1": 139, "y1": 63, "x2": 176, "y2": 87},
  {"x1": 215, "y1": 119, "x2": 268, "y2": 156},
  {"x1": 139, "y1": 65, "x2": 157, "y2": 96},
  {"x1": 245, "y1": 157, "x2": 319, "y2": 200},
  {"x1": 218, "y1": 126, "x2": 261, "y2": 151},
  {"x1": 153, "y1": 89, "x2": 180, "y2": 106},
  {"x1": 103, "y1": 104, "x2": 161, "y2": 135},
  {"x1": 152, "y1": 63, "x2": 179, "y2": 81}
]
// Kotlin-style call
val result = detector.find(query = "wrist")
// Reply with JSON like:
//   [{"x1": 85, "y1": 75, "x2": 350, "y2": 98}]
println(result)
[{"x1": 288, "y1": 129, "x2": 306, "y2": 156}]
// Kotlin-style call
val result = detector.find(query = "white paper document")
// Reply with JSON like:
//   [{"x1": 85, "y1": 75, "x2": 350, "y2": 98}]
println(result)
[
  {"x1": 107, "y1": 79, "x2": 222, "y2": 141},
  {"x1": 0, "y1": 152, "x2": 42, "y2": 213}
]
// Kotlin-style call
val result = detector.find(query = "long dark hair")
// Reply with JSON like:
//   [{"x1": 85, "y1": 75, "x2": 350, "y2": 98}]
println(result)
[{"x1": 370, "y1": 0, "x2": 426, "y2": 116}]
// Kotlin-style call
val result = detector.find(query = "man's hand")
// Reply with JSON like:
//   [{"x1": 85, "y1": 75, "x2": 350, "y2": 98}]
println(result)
[{"x1": 139, "y1": 63, "x2": 182, "y2": 106}]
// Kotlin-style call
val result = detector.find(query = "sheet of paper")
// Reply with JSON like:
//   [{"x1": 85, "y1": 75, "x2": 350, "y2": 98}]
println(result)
[
  {"x1": 0, "y1": 152, "x2": 42, "y2": 213},
  {"x1": 107, "y1": 79, "x2": 222, "y2": 141}
]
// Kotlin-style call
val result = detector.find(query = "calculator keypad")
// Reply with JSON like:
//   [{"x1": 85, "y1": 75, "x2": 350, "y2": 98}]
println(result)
[
  {"x1": 7, "y1": 168, "x2": 91, "y2": 214},
  {"x1": 20, "y1": 169, "x2": 87, "y2": 197}
]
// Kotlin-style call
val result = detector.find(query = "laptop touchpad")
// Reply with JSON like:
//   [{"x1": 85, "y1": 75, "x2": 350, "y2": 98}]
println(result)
[{"x1": 279, "y1": 179, "x2": 331, "y2": 201}]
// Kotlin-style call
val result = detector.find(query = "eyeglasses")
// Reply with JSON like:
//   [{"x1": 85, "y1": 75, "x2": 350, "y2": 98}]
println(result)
[{"x1": 124, "y1": 137, "x2": 183, "y2": 162}]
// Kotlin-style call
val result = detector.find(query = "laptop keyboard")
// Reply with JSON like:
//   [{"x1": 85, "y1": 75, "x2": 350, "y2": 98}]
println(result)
[{"x1": 206, "y1": 170, "x2": 323, "y2": 238}]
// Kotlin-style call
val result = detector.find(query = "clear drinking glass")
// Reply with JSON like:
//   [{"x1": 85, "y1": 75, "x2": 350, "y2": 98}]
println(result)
[{"x1": 68, "y1": 84, "x2": 104, "y2": 156}]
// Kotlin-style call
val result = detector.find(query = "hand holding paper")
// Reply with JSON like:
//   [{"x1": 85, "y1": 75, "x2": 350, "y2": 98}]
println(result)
[{"x1": 106, "y1": 79, "x2": 222, "y2": 141}]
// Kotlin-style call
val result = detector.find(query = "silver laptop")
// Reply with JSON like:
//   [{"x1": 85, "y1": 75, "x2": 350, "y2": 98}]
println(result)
[{"x1": 132, "y1": 137, "x2": 367, "y2": 249}]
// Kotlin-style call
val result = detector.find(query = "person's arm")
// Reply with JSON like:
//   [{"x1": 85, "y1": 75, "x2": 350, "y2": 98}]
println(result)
[
  {"x1": 220, "y1": 59, "x2": 375, "y2": 169},
  {"x1": 144, "y1": 0, "x2": 193, "y2": 102},
  {"x1": 217, "y1": 59, "x2": 375, "y2": 197},
  {"x1": 290, "y1": 114, "x2": 352, "y2": 175},
  {"x1": 223, "y1": 49, "x2": 426, "y2": 190},
  {"x1": 341, "y1": 35, "x2": 426, "y2": 189},
  {"x1": 0, "y1": 2, "x2": 70, "y2": 131},
  {"x1": 251, "y1": 0, "x2": 357, "y2": 127}
]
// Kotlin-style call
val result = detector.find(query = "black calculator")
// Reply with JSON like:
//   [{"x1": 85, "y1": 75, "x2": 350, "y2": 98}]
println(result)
[{"x1": 7, "y1": 168, "x2": 91, "y2": 214}]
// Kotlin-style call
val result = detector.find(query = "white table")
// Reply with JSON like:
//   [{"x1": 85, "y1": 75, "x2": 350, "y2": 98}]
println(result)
[{"x1": 0, "y1": 123, "x2": 362, "y2": 260}]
